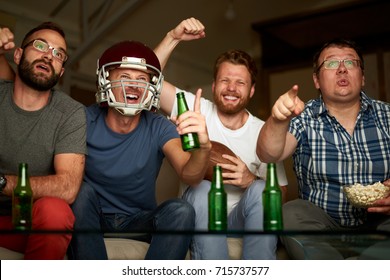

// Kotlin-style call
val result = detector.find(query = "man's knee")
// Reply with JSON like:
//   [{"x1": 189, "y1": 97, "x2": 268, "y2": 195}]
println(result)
[
  {"x1": 165, "y1": 198, "x2": 195, "y2": 218},
  {"x1": 33, "y1": 197, "x2": 74, "y2": 230},
  {"x1": 71, "y1": 182, "x2": 97, "y2": 212},
  {"x1": 240, "y1": 180, "x2": 265, "y2": 211},
  {"x1": 244, "y1": 180, "x2": 265, "y2": 200},
  {"x1": 183, "y1": 180, "x2": 210, "y2": 207},
  {"x1": 283, "y1": 199, "x2": 312, "y2": 216},
  {"x1": 159, "y1": 199, "x2": 195, "y2": 229}
]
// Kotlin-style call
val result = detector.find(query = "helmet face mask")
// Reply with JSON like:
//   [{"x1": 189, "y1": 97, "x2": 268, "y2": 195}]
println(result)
[{"x1": 96, "y1": 41, "x2": 164, "y2": 116}]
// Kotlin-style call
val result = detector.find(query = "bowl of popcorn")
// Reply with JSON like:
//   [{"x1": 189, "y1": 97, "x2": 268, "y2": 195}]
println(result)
[{"x1": 343, "y1": 182, "x2": 390, "y2": 208}]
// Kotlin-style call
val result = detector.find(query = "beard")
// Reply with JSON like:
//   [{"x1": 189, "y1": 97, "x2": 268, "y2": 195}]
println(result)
[
  {"x1": 18, "y1": 54, "x2": 60, "y2": 91},
  {"x1": 213, "y1": 91, "x2": 251, "y2": 115}
]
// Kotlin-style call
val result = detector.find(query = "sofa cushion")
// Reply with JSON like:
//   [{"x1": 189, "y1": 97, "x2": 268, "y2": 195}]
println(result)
[
  {"x1": 105, "y1": 238, "x2": 150, "y2": 260},
  {"x1": 0, "y1": 237, "x2": 291, "y2": 259},
  {"x1": 0, "y1": 246, "x2": 24, "y2": 260},
  {"x1": 104, "y1": 237, "x2": 243, "y2": 260}
]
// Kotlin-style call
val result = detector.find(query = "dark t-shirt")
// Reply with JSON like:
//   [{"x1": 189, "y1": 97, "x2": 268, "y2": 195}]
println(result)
[
  {"x1": 0, "y1": 80, "x2": 87, "y2": 214},
  {"x1": 84, "y1": 104, "x2": 179, "y2": 215}
]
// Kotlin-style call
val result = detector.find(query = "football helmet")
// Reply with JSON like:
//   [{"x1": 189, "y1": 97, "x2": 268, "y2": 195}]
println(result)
[{"x1": 96, "y1": 41, "x2": 164, "y2": 116}]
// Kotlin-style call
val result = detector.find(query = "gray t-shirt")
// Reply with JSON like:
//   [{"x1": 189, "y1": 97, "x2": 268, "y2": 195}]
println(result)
[{"x1": 0, "y1": 79, "x2": 87, "y2": 214}]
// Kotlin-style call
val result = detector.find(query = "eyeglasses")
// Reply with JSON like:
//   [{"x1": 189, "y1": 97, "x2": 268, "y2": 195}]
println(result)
[
  {"x1": 317, "y1": 59, "x2": 360, "y2": 71},
  {"x1": 23, "y1": 39, "x2": 68, "y2": 62}
]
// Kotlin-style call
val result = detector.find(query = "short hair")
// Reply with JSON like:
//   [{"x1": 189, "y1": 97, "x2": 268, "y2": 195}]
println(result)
[
  {"x1": 21, "y1": 22, "x2": 66, "y2": 48},
  {"x1": 20, "y1": 22, "x2": 67, "y2": 66},
  {"x1": 213, "y1": 50, "x2": 258, "y2": 85},
  {"x1": 313, "y1": 38, "x2": 364, "y2": 74}
]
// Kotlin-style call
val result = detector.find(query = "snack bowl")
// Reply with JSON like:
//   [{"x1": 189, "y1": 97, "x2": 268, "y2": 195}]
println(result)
[{"x1": 343, "y1": 182, "x2": 390, "y2": 208}]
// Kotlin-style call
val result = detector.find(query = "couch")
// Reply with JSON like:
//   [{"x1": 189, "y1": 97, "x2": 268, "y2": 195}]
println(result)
[
  {"x1": 0, "y1": 160, "x2": 289, "y2": 260},
  {"x1": 0, "y1": 236, "x2": 288, "y2": 260}
]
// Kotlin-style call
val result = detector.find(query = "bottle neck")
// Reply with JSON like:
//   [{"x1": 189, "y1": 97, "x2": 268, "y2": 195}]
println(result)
[
  {"x1": 211, "y1": 166, "x2": 223, "y2": 189},
  {"x1": 18, "y1": 163, "x2": 28, "y2": 187},
  {"x1": 266, "y1": 163, "x2": 279, "y2": 189},
  {"x1": 176, "y1": 92, "x2": 189, "y2": 115}
]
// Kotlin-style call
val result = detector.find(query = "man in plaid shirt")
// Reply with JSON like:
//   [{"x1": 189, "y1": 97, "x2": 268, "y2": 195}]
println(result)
[{"x1": 257, "y1": 38, "x2": 390, "y2": 259}]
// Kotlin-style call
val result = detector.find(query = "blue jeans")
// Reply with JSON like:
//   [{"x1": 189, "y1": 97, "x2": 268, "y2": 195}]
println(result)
[
  {"x1": 69, "y1": 182, "x2": 195, "y2": 259},
  {"x1": 183, "y1": 180, "x2": 277, "y2": 259}
]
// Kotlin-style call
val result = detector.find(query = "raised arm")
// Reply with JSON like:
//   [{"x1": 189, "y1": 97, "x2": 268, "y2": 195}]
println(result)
[
  {"x1": 154, "y1": 17, "x2": 205, "y2": 69},
  {"x1": 154, "y1": 17, "x2": 205, "y2": 115},
  {"x1": 0, "y1": 27, "x2": 16, "y2": 80},
  {"x1": 257, "y1": 85, "x2": 304, "y2": 162}
]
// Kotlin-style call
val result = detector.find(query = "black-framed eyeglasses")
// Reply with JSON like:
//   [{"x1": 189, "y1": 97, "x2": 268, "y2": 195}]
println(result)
[
  {"x1": 23, "y1": 39, "x2": 68, "y2": 62},
  {"x1": 317, "y1": 59, "x2": 361, "y2": 72}
]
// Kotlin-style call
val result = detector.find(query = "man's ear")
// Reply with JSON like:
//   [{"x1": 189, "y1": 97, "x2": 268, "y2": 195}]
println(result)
[
  {"x1": 59, "y1": 67, "x2": 65, "y2": 78},
  {"x1": 313, "y1": 73, "x2": 320, "y2": 90},
  {"x1": 249, "y1": 84, "x2": 255, "y2": 98},
  {"x1": 13, "y1": 48, "x2": 23, "y2": 65}
]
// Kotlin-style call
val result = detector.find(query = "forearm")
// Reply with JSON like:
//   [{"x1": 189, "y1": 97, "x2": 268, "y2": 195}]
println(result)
[
  {"x1": 3, "y1": 175, "x2": 77, "y2": 203},
  {"x1": 154, "y1": 17, "x2": 205, "y2": 69},
  {"x1": 4, "y1": 172, "x2": 82, "y2": 204},
  {"x1": 181, "y1": 145, "x2": 211, "y2": 186},
  {"x1": 3, "y1": 154, "x2": 85, "y2": 204},
  {"x1": 33, "y1": 172, "x2": 83, "y2": 203},
  {"x1": 154, "y1": 30, "x2": 180, "y2": 70},
  {"x1": 257, "y1": 116, "x2": 290, "y2": 162},
  {"x1": 160, "y1": 80, "x2": 179, "y2": 115}
]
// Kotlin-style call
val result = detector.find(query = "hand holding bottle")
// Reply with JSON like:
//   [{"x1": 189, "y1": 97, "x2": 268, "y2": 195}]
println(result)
[{"x1": 174, "y1": 89, "x2": 211, "y2": 151}]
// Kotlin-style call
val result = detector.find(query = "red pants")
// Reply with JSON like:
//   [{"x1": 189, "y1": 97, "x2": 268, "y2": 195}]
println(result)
[{"x1": 0, "y1": 197, "x2": 75, "y2": 259}]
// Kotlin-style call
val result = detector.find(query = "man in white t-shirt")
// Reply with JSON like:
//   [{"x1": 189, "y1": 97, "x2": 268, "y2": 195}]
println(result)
[{"x1": 154, "y1": 18, "x2": 288, "y2": 259}]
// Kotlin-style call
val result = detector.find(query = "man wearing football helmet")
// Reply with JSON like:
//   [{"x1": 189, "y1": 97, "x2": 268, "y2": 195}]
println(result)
[
  {"x1": 95, "y1": 40, "x2": 163, "y2": 116},
  {"x1": 69, "y1": 39, "x2": 211, "y2": 259}
]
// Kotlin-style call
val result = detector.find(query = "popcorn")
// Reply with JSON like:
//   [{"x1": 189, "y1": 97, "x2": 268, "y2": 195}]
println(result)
[{"x1": 343, "y1": 182, "x2": 390, "y2": 208}]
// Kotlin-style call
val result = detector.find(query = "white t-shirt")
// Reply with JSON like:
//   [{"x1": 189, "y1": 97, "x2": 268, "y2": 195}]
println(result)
[{"x1": 172, "y1": 89, "x2": 288, "y2": 213}]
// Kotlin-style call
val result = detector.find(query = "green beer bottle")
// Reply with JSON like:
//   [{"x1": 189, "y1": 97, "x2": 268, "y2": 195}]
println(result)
[
  {"x1": 12, "y1": 163, "x2": 33, "y2": 230},
  {"x1": 176, "y1": 91, "x2": 200, "y2": 151},
  {"x1": 263, "y1": 163, "x2": 283, "y2": 231},
  {"x1": 208, "y1": 165, "x2": 227, "y2": 231}
]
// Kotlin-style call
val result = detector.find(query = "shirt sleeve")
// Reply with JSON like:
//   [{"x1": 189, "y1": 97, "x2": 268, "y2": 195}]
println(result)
[{"x1": 55, "y1": 105, "x2": 87, "y2": 155}]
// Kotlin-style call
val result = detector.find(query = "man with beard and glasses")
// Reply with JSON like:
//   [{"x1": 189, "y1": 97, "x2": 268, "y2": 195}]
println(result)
[
  {"x1": 153, "y1": 20, "x2": 288, "y2": 259},
  {"x1": 0, "y1": 23, "x2": 87, "y2": 259}
]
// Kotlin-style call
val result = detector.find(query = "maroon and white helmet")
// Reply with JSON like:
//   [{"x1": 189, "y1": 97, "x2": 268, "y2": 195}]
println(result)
[{"x1": 96, "y1": 41, "x2": 164, "y2": 116}]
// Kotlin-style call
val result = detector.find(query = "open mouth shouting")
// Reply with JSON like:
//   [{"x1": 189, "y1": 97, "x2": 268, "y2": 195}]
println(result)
[
  {"x1": 125, "y1": 93, "x2": 140, "y2": 103},
  {"x1": 337, "y1": 78, "x2": 349, "y2": 87},
  {"x1": 34, "y1": 61, "x2": 53, "y2": 75}
]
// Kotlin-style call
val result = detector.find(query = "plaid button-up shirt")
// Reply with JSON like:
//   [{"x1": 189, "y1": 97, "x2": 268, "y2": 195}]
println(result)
[{"x1": 289, "y1": 92, "x2": 390, "y2": 226}]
